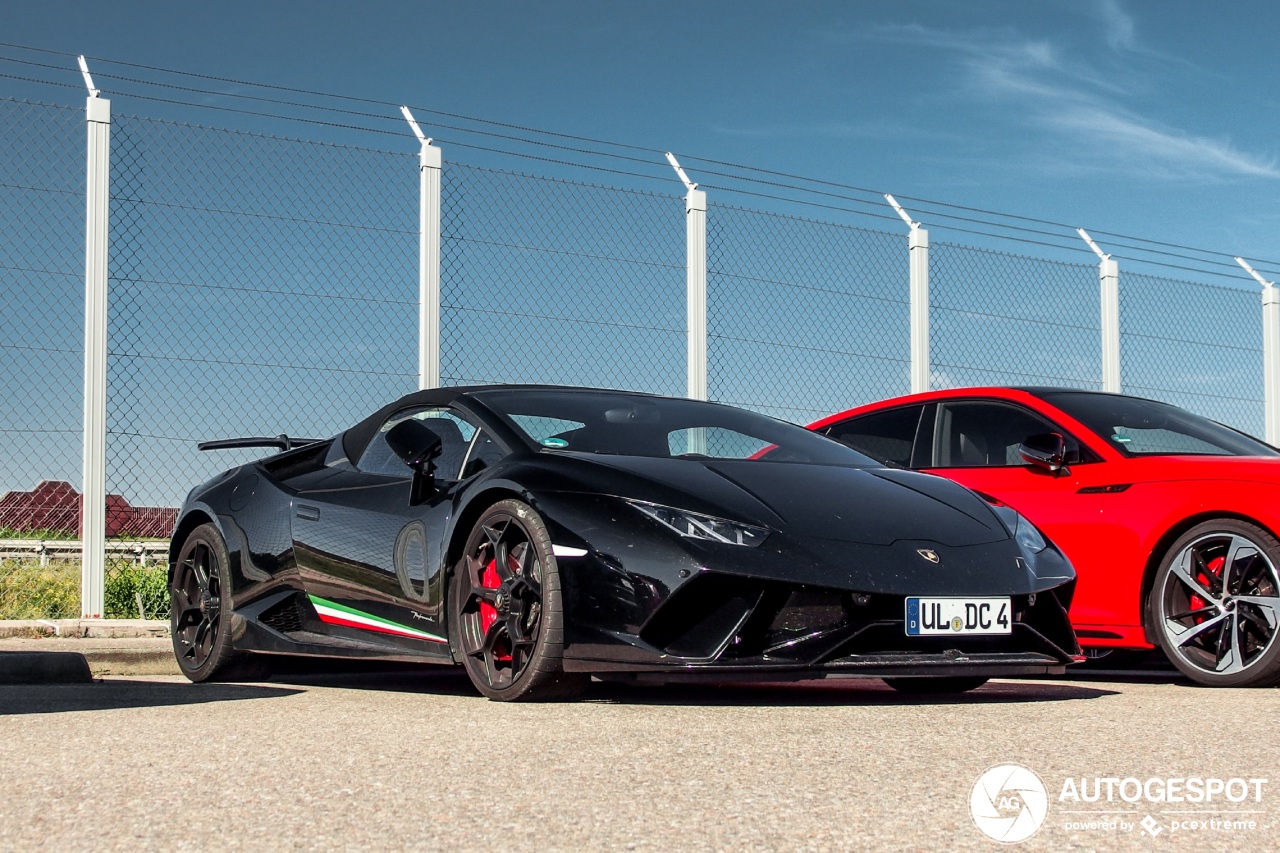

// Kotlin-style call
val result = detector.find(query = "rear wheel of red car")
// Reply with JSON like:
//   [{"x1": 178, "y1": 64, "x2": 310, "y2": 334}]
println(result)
[
  {"x1": 449, "y1": 499, "x2": 587, "y2": 701},
  {"x1": 1153, "y1": 519, "x2": 1280, "y2": 687},
  {"x1": 882, "y1": 676, "x2": 989, "y2": 694}
]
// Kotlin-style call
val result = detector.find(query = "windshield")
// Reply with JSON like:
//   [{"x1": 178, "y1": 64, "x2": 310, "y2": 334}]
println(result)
[
  {"x1": 1039, "y1": 391, "x2": 1278, "y2": 458},
  {"x1": 472, "y1": 389, "x2": 876, "y2": 466}
]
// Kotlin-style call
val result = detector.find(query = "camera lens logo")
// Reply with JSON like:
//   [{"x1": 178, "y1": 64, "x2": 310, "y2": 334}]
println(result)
[{"x1": 970, "y1": 764, "x2": 1048, "y2": 843}]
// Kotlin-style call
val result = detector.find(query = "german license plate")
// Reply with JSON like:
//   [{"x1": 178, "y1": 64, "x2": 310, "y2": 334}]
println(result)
[{"x1": 905, "y1": 597, "x2": 1011, "y2": 635}]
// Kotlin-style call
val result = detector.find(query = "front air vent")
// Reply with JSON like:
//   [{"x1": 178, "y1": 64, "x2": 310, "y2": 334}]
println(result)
[
  {"x1": 260, "y1": 594, "x2": 307, "y2": 633},
  {"x1": 640, "y1": 574, "x2": 766, "y2": 660}
]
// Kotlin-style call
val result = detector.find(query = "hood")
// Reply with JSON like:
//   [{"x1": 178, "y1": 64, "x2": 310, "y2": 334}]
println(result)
[{"x1": 558, "y1": 454, "x2": 1009, "y2": 547}]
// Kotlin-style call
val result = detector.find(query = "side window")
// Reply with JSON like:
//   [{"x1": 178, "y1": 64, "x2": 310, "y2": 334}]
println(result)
[
  {"x1": 460, "y1": 429, "x2": 508, "y2": 479},
  {"x1": 933, "y1": 402, "x2": 1060, "y2": 468},
  {"x1": 358, "y1": 406, "x2": 478, "y2": 480},
  {"x1": 824, "y1": 406, "x2": 922, "y2": 468}
]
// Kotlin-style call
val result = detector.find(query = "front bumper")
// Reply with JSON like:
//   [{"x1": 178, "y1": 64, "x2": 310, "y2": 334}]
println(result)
[
  {"x1": 563, "y1": 571, "x2": 1081, "y2": 676},
  {"x1": 564, "y1": 649, "x2": 1068, "y2": 680}
]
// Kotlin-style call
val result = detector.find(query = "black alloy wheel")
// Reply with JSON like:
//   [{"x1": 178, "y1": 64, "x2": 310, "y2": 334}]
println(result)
[
  {"x1": 450, "y1": 499, "x2": 585, "y2": 701},
  {"x1": 1154, "y1": 519, "x2": 1280, "y2": 687},
  {"x1": 170, "y1": 523, "x2": 263, "y2": 682}
]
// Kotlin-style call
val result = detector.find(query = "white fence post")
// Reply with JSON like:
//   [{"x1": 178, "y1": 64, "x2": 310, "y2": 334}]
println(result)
[
  {"x1": 1236, "y1": 258, "x2": 1280, "y2": 444},
  {"x1": 1079, "y1": 229, "x2": 1121, "y2": 393},
  {"x1": 886, "y1": 195, "x2": 929, "y2": 394},
  {"x1": 667, "y1": 154, "x2": 707, "y2": 402},
  {"x1": 80, "y1": 56, "x2": 109, "y2": 619},
  {"x1": 401, "y1": 107, "x2": 442, "y2": 390}
]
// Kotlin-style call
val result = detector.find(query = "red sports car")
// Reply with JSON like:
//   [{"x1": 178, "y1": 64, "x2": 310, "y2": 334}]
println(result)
[{"x1": 810, "y1": 387, "x2": 1280, "y2": 687}]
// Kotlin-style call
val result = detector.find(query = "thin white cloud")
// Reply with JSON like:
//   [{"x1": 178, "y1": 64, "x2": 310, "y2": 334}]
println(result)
[
  {"x1": 845, "y1": 12, "x2": 1277, "y2": 183},
  {"x1": 836, "y1": 21, "x2": 1129, "y2": 97},
  {"x1": 1097, "y1": 0, "x2": 1136, "y2": 52},
  {"x1": 1090, "y1": 0, "x2": 1203, "y2": 71},
  {"x1": 1050, "y1": 106, "x2": 1280, "y2": 179}
]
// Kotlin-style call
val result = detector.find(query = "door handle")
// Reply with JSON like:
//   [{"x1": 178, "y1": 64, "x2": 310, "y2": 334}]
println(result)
[{"x1": 296, "y1": 504, "x2": 320, "y2": 521}]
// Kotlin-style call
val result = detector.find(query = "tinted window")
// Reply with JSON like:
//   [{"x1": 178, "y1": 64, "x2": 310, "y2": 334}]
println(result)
[
  {"x1": 358, "y1": 407, "x2": 479, "y2": 479},
  {"x1": 472, "y1": 389, "x2": 875, "y2": 466},
  {"x1": 510, "y1": 415, "x2": 585, "y2": 447},
  {"x1": 1040, "y1": 391, "x2": 1278, "y2": 457},
  {"x1": 824, "y1": 406, "x2": 922, "y2": 468},
  {"x1": 667, "y1": 427, "x2": 771, "y2": 459},
  {"x1": 460, "y1": 429, "x2": 508, "y2": 479},
  {"x1": 934, "y1": 402, "x2": 1060, "y2": 468}
]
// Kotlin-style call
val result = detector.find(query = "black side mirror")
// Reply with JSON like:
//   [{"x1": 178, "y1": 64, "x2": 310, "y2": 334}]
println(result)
[
  {"x1": 1019, "y1": 432, "x2": 1068, "y2": 476},
  {"x1": 386, "y1": 420, "x2": 443, "y2": 503}
]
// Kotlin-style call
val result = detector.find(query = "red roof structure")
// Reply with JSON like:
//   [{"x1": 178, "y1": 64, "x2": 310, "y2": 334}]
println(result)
[{"x1": 0, "y1": 481, "x2": 177, "y2": 538}]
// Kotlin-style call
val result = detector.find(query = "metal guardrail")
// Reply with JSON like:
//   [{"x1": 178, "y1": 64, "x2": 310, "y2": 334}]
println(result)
[{"x1": 0, "y1": 539, "x2": 169, "y2": 568}]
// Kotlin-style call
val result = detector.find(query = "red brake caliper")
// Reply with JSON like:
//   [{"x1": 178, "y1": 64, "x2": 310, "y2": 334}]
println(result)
[
  {"x1": 477, "y1": 555, "x2": 511, "y2": 662},
  {"x1": 1190, "y1": 555, "x2": 1225, "y2": 622}
]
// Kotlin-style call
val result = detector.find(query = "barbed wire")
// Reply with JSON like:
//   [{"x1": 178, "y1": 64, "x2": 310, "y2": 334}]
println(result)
[{"x1": 1, "y1": 41, "x2": 1276, "y2": 284}]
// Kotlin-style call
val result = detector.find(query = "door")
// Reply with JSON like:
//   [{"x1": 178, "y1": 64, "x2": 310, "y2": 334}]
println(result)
[{"x1": 290, "y1": 405, "x2": 485, "y2": 655}]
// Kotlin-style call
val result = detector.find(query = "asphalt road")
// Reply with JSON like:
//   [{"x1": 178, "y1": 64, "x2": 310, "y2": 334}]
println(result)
[{"x1": 0, "y1": 669, "x2": 1275, "y2": 852}]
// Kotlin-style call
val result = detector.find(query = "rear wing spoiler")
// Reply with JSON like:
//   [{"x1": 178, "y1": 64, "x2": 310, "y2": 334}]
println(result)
[{"x1": 197, "y1": 435, "x2": 326, "y2": 452}]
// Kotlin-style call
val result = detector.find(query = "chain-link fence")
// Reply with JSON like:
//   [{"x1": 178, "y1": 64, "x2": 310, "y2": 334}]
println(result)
[
  {"x1": 2, "y1": 94, "x2": 1275, "y2": 618},
  {"x1": 708, "y1": 205, "x2": 909, "y2": 424},
  {"x1": 1120, "y1": 271, "x2": 1264, "y2": 438},
  {"x1": 101, "y1": 114, "x2": 420, "y2": 615},
  {"x1": 0, "y1": 100, "x2": 84, "y2": 618},
  {"x1": 441, "y1": 164, "x2": 685, "y2": 392},
  {"x1": 932, "y1": 243, "x2": 1102, "y2": 390}
]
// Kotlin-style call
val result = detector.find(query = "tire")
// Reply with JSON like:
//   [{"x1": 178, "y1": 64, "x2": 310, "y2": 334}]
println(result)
[
  {"x1": 449, "y1": 499, "x2": 587, "y2": 701},
  {"x1": 170, "y1": 523, "x2": 266, "y2": 682},
  {"x1": 882, "y1": 676, "x2": 989, "y2": 694},
  {"x1": 1152, "y1": 519, "x2": 1280, "y2": 687}
]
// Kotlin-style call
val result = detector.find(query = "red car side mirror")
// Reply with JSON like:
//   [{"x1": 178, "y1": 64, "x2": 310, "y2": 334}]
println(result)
[{"x1": 1019, "y1": 432, "x2": 1068, "y2": 476}]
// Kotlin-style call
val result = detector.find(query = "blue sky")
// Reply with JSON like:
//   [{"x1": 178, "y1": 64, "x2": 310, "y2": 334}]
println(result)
[
  {"x1": 5, "y1": 0, "x2": 1280, "y2": 267},
  {"x1": 4, "y1": 1, "x2": 1280, "y2": 507}
]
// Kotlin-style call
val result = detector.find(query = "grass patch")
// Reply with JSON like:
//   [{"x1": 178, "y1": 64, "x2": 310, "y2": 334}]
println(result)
[
  {"x1": 104, "y1": 562, "x2": 171, "y2": 619},
  {"x1": 0, "y1": 558, "x2": 171, "y2": 619},
  {"x1": 0, "y1": 527, "x2": 78, "y2": 540},
  {"x1": 0, "y1": 560, "x2": 80, "y2": 618}
]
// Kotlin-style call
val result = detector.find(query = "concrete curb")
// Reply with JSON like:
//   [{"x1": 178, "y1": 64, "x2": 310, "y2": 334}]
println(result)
[
  {"x1": 0, "y1": 619, "x2": 169, "y2": 640},
  {"x1": 0, "y1": 621, "x2": 178, "y2": 680},
  {"x1": 0, "y1": 639, "x2": 179, "y2": 679}
]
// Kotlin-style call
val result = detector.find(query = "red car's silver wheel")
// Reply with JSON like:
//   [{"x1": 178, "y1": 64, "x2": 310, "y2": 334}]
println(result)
[{"x1": 1155, "y1": 521, "x2": 1280, "y2": 687}]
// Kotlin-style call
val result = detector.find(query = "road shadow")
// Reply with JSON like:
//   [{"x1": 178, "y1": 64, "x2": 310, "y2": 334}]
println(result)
[
  {"x1": 582, "y1": 678, "x2": 1120, "y2": 707},
  {"x1": 0, "y1": 680, "x2": 303, "y2": 716},
  {"x1": 263, "y1": 660, "x2": 481, "y2": 698},
  {"x1": 1057, "y1": 669, "x2": 1192, "y2": 686},
  {"x1": 257, "y1": 659, "x2": 1120, "y2": 706}
]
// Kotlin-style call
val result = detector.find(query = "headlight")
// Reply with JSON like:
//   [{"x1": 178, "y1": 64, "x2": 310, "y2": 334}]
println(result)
[
  {"x1": 988, "y1": 502, "x2": 1048, "y2": 554},
  {"x1": 1013, "y1": 513, "x2": 1047, "y2": 554},
  {"x1": 626, "y1": 500, "x2": 769, "y2": 547}
]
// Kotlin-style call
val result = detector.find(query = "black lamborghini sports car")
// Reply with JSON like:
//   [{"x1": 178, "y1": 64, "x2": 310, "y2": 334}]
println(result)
[{"x1": 169, "y1": 385, "x2": 1081, "y2": 700}]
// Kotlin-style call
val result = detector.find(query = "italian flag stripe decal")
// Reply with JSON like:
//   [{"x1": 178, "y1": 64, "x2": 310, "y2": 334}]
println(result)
[{"x1": 308, "y1": 595, "x2": 447, "y2": 644}]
